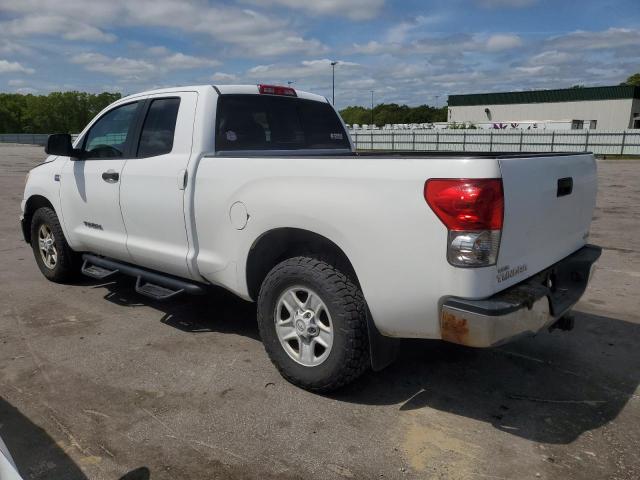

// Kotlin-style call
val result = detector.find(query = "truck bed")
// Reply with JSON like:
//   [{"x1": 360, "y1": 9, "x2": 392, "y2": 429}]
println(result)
[
  {"x1": 210, "y1": 150, "x2": 590, "y2": 159},
  {"x1": 356, "y1": 151, "x2": 590, "y2": 158}
]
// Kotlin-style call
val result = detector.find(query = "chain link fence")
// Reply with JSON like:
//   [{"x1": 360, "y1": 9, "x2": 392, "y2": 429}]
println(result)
[
  {"x1": 350, "y1": 129, "x2": 640, "y2": 155},
  {"x1": 0, "y1": 134, "x2": 50, "y2": 146},
  {"x1": 3, "y1": 130, "x2": 640, "y2": 155},
  {"x1": 0, "y1": 133, "x2": 80, "y2": 146}
]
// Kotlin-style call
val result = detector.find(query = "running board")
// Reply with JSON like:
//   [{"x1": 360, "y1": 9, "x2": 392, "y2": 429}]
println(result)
[
  {"x1": 82, "y1": 260, "x2": 119, "y2": 279},
  {"x1": 81, "y1": 254, "x2": 206, "y2": 300},
  {"x1": 135, "y1": 277, "x2": 184, "y2": 300}
]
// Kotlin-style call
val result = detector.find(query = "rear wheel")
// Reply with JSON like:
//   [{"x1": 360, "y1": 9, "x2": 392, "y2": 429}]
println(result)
[
  {"x1": 30, "y1": 207, "x2": 80, "y2": 282},
  {"x1": 257, "y1": 256, "x2": 370, "y2": 392}
]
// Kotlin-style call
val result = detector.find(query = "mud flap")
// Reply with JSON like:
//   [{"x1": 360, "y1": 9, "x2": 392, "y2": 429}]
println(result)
[{"x1": 367, "y1": 309, "x2": 400, "y2": 371}]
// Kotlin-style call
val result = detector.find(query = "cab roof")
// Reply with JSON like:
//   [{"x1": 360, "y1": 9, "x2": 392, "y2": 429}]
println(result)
[{"x1": 120, "y1": 85, "x2": 328, "y2": 104}]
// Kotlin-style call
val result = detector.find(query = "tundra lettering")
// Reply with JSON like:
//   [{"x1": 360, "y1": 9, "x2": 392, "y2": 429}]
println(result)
[{"x1": 496, "y1": 264, "x2": 528, "y2": 283}]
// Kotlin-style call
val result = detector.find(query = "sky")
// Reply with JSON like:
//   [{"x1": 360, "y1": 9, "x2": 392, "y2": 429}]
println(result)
[{"x1": 0, "y1": 0, "x2": 638, "y2": 108}]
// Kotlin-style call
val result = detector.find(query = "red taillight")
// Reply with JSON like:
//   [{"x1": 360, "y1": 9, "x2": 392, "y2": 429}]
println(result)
[
  {"x1": 258, "y1": 84, "x2": 297, "y2": 97},
  {"x1": 424, "y1": 179, "x2": 504, "y2": 231}
]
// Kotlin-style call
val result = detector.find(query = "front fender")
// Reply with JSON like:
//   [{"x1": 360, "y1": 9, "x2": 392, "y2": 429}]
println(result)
[{"x1": 22, "y1": 159, "x2": 68, "y2": 242}]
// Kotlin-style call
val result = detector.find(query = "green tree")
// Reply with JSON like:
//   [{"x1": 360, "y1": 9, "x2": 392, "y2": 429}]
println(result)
[
  {"x1": 0, "y1": 91, "x2": 122, "y2": 133},
  {"x1": 339, "y1": 105, "x2": 371, "y2": 125},
  {"x1": 339, "y1": 103, "x2": 446, "y2": 127},
  {"x1": 0, "y1": 94, "x2": 27, "y2": 132},
  {"x1": 621, "y1": 73, "x2": 640, "y2": 86}
]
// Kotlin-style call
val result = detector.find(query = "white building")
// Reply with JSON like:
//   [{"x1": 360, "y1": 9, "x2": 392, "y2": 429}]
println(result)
[{"x1": 448, "y1": 85, "x2": 640, "y2": 130}]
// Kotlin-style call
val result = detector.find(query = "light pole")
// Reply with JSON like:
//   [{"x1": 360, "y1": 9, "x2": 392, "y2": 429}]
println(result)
[
  {"x1": 330, "y1": 61, "x2": 338, "y2": 105},
  {"x1": 370, "y1": 90, "x2": 374, "y2": 126}
]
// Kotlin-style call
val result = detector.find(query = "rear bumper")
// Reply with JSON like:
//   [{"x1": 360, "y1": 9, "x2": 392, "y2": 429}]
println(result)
[{"x1": 440, "y1": 244, "x2": 601, "y2": 347}]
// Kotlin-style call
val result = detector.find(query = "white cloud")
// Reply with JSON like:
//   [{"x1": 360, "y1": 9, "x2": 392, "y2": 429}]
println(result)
[
  {"x1": 0, "y1": 39, "x2": 33, "y2": 56},
  {"x1": 241, "y1": 0, "x2": 385, "y2": 21},
  {"x1": 147, "y1": 46, "x2": 170, "y2": 56},
  {"x1": 528, "y1": 50, "x2": 574, "y2": 66},
  {"x1": 477, "y1": 0, "x2": 537, "y2": 7},
  {"x1": 247, "y1": 59, "x2": 360, "y2": 82},
  {"x1": 0, "y1": 3, "x2": 636, "y2": 108},
  {"x1": 513, "y1": 65, "x2": 546, "y2": 75},
  {"x1": 60, "y1": 21, "x2": 117, "y2": 42},
  {"x1": 350, "y1": 41, "x2": 388, "y2": 55},
  {"x1": 352, "y1": 33, "x2": 523, "y2": 55},
  {"x1": 0, "y1": 0, "x2": 122, "y2": 23},
  {"x1": 16, "y1": 87, "x2": 38, "y2": 94},
  {"x1": 211, "y1": 72, "x2": 238, "y2": 82},
  {"x1": 0, "y1": 59, "x2": 34, "y2": 74},
  {"x1": 70, "y1": 50, "x2": 220, "y2": 80},
  {"x1": 125, "y1": 1, "x2": 327, "y2": 56},
  {"x1": 486, "y1": 34, "x2": 522, "y2": 51},
  {"x1": 385, "y1": 15, "x2": 443, "y2": 43},
  {"x1": 0, "y1": 0, "x2": 326, "y2": 57},
  {"x1": 71, "y1": 53, "x2": 157, "y2": 79},
  {"x1": 8, "y1": 78, "x2": 26, "y2": 86},
  {"x1": 1, "y1": 14, "x2": 116, "y2": 42},
  {"x1": 161, "y1": 53, "x2": 220, "y2": 70},
  {"x1": 547, "y1": 27, "x2": 640, "y2": 50}
]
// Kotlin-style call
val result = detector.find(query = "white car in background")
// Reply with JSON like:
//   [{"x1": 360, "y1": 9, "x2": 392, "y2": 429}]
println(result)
[{"x1": 0, "y1": 435, "x2": 24, "y2": 480}]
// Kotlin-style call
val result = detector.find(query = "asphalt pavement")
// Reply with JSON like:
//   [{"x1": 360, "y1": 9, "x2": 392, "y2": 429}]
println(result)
[{"x1": 1, "y1": 144, "x2": 639, "y2": 479}]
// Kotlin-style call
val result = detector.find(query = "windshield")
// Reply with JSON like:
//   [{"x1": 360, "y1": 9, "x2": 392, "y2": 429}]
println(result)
[{"x1": 215, "y1": 94, "x2": 350, "y2": 151}]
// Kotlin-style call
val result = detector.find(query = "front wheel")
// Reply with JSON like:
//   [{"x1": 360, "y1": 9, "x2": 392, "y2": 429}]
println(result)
[
  {"x1": 257, "y1": 256, "x2": 370, "y2": 392},
  {"x1": 30, "y1": 207, "x2": 80, "y2": 282}
]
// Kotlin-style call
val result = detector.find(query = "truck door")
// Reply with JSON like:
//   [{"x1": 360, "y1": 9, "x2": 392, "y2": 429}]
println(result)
[
  {"x1": 119, "y1": 92, "x2": 198, "y2": 279},
  {"x1": 59, "y1": 100, "x2": 144, "y2": 261}
]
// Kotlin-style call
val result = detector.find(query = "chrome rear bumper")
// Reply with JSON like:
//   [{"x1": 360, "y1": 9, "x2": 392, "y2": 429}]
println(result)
[{"x1": 440, "y1": 244, "x2": 601, "y2": 347}]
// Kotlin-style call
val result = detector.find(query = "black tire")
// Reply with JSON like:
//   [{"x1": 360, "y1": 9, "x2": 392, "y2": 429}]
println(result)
[
  {"x1": 30, "y1": 207, "x2": 80, "y2": 282},
  {"x1": 257, "y1": 256, "x2": 370, "y2": 392}
]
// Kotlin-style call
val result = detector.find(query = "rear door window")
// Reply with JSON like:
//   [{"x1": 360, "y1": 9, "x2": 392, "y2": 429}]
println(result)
[
  {"x1": 215, "y1": 95, "x2": 349, "y2": 151},
  {"x1": 137, "y1": 97, "x2": 181, "y2": 157}
]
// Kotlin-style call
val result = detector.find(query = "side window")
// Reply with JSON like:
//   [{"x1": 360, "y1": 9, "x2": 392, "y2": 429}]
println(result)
[
  {"x1": 137, "y1": 98, "x2": 181, "y2": 157},
  {"x1": 83, "y1": 102, "x2": 139, "y2": 159}
]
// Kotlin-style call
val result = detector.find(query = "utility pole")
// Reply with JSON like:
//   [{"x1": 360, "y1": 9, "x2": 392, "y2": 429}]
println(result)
[
  {"x1": 370, "y1": 90, "x2": 374, "y2": 126},
  {"x1": 331, "y1": 61, "x2": 338, "y2": 105}
]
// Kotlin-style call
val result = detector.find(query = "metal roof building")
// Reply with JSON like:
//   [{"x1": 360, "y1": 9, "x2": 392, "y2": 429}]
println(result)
[{"x1": 448, "y1": 85, "x2": 640, "y2": 130}]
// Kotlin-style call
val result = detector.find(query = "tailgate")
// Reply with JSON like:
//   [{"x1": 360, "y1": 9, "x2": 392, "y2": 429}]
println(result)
[{"x1": 496, "y1": 154, "x2": 597, "y2": 288}]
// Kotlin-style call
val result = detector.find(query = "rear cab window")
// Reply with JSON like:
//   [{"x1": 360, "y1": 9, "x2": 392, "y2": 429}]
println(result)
[
  {"x1": 137, "y1": 97, "x2": 181, "y2": 157},
  {"x1": 215, "y1": 95, "x2": 349, "y2": 152}
]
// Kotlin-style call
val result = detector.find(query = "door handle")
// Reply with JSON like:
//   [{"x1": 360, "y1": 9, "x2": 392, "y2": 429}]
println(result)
[
  {"x1": 102, "y1": 170, "x2": 119, "y2": 183},
  {"x1": 557, "y1": 177, "x2": 573, "y2": 197}
]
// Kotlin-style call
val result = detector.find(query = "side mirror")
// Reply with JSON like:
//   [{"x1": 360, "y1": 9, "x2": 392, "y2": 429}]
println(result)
[{"x1": 45, "y1": 134, "x2": 82, "y2": 158}]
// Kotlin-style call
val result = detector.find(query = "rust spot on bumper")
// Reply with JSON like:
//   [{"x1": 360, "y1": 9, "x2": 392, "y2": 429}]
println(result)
[{"x1": 441, "y1": 311, "x2": 469, "y2": 345}]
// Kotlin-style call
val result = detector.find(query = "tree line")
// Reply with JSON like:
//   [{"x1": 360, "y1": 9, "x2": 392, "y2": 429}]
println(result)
[
  {"x1": 339, "y1": 103, "x2": 447, "y2": 127},
  {"x1": 0, "y1": 91, "x2": 122, "y2": 134},
  {"x1": 1, "y1": 72, "x2": 637, "y2": 133}
]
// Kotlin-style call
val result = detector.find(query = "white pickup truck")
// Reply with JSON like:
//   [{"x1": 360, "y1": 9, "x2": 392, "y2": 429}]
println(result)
[{"x1": 21, "y1": 84, "x2": 601, "y2": 391}]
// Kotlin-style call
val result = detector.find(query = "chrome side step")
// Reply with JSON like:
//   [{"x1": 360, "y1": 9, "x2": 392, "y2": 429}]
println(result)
[{"x1": 81, "y1": 254, "x2": 207, "y2": 300}]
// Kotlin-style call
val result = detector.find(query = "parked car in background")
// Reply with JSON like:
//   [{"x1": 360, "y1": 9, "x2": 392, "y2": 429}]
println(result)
[{"x1": 0, "y1": 434, "x2": 24, "y2": 480}]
